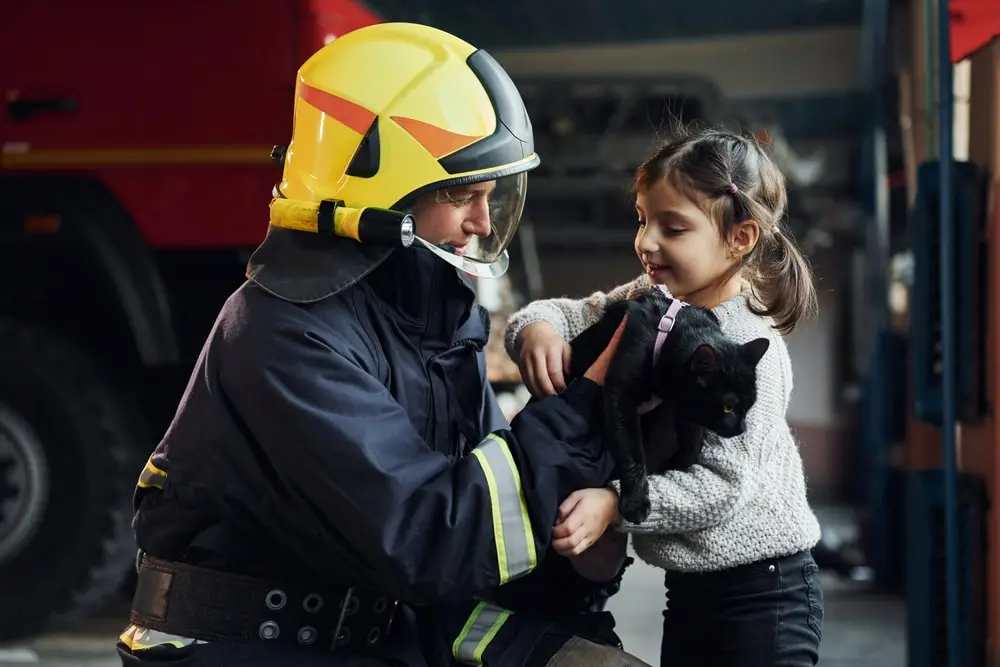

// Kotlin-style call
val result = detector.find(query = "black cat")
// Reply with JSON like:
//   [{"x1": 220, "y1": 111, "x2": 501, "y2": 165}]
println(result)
[{"x1": 567, "y1": 286, "x2": 770, "y2": 524}]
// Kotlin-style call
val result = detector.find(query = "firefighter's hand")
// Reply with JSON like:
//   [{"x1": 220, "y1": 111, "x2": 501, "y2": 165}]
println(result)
[
  {"x1": 552, "y1": 487, "x2": 621, "y2": 557},
  {"x1": 567, "y1": 530, "x2": 627, "y2": 582},
  {"x1": 517, "y1": 321, "x2": 572, "y2": 397},
  {"x1": 583, "y1": 317, "x2": 626, "y2": 387}
]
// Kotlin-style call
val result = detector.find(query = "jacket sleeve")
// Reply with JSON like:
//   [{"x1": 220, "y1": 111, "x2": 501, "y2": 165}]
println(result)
[
  {"x1": 503, "y1": 274, "x2": 650, "y2": 360},
  {"x1": 478, "y1": 350, "x2": 514, "y2": 433},
  {"x1": 224, "y1": 323, "x2": 613, "y2": 604}
]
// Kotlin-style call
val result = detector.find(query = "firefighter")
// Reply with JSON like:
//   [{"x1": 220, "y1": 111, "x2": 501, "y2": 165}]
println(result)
[{"x1": 117, "y1": 22, "x2": 649, "y2": 667}]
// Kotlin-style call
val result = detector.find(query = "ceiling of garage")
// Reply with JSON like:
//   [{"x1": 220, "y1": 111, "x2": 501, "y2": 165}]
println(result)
[{"x1": 365, "y1": 0, "x2": 863, "y2": 50}]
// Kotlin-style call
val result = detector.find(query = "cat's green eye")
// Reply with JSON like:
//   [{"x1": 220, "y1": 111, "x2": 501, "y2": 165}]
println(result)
[{"x1": 722, "y1": 405, "x2": 733, "y2": 414}]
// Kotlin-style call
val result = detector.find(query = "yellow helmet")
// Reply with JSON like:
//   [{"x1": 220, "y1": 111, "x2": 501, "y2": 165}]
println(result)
[{"x1": 268, "y1": 22, "x2": 538, "y2": 278}]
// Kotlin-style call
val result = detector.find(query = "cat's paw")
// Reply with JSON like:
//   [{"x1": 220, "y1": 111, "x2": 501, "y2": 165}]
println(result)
[
  {"x1": 619, "y1": 492, "x2": 651, "y2": 524},
  {"x1": 618, "y1": 476, "x2": 651, "y2": 524}
]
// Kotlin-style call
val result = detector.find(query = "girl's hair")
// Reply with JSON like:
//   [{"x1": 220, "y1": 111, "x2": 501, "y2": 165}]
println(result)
[{"x1": 633, "y1": 126, "x2": 817, "y2": 334}]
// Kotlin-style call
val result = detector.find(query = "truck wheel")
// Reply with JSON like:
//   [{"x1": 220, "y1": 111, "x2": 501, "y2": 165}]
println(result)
[{"x1": 0, "y1": 318, "x2": 148, "y2": 641}]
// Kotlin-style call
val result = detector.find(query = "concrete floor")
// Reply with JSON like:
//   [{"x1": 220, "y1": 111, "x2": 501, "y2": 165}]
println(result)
[{"x1": 0, "y1": 554, "x2": 906, "y2": 667}]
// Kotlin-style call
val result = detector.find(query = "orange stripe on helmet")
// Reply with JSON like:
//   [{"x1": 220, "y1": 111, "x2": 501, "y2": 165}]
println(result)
[
  {"x1": 391, "y1": 116, "x2": 483, "y2": 159},
  {"x1": 298, "y1": 83, "x2": 375, "y2": 136}
]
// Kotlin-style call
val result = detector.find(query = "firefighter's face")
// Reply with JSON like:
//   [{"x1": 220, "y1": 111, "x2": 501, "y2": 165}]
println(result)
[{"x1": 411, "y1": 182, "x2": 494, "y2": 253}]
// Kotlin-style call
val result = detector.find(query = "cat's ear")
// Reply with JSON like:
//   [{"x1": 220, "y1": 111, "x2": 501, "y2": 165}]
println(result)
[
  {"x1": 691, "y1": 344, "x2": 718, "y2": 372},
  {"x1": 740, "y1": 337, "x2": 770, "y2": 367}
]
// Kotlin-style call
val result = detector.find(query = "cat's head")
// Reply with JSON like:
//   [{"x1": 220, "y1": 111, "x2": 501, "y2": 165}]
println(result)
[{"x1": 676, "y1": 337, "x2": 770, "y2": 437}]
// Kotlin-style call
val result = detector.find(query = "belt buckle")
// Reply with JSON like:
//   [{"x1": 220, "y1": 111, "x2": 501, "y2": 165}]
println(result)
[
  {"x1": 330, "y1": 589, "x2": 398, "y2": 653},
  {"x1": 330, "y1": 586, "x2": 355, "y2": 652},
  {"x1": 362, "y1": 595, "x2": 399, "y2": 648},
  {"x1": 381, "y1": 599, "x2": 400, "y2": 637}
]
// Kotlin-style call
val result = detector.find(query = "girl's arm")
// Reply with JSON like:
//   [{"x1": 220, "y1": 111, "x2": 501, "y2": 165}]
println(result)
[
  {"x1": 504, "y1": 274, "x2": 650, "y2": 359},
  {"x1": 614, "y1": 313, "x2": 793, "y2": 535}
]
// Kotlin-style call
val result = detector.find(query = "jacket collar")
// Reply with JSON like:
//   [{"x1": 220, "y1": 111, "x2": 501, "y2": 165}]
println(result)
[{"x1": 362, "y1": 244, "x2": 479, "y2": 342}]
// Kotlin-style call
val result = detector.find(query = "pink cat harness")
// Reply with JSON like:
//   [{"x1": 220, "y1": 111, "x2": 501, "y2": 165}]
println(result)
[
  {"x1": 652, "y1": 284, "x2": 686, "y2": 366},
  {"x1": 638, "y1": 284, "x2": 687, "y2": 415}
]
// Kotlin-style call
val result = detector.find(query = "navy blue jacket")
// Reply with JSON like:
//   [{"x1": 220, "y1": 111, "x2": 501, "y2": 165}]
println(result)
[{"x1": 131, "y1": 245, "x2": 617, "y2": 662}]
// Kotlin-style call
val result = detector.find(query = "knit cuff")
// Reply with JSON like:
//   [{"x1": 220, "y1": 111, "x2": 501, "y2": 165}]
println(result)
[
  {"x1": 606, "y1": 480, "x2": 626, "y2": 532},
  {"x1": 503, "y1": 310, "x2": 547, "y2": 360}
]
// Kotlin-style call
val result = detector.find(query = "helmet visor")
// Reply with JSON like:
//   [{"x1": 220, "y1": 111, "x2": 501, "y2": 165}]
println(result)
[{"x1": 414, "y1": 172, "x2": 527, "y2": 278}]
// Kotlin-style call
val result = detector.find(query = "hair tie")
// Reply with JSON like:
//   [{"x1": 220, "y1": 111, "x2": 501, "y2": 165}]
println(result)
[{"x1": 728, "y1": 183, "x2": 739, "y2": 195}]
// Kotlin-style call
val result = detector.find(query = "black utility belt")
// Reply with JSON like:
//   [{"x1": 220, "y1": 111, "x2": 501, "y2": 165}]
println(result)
[{"x1": 130, "y1": 554, "x2": 398, "y2": 653}]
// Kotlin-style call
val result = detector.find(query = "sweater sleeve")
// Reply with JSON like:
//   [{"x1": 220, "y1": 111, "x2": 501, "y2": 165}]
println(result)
[
  {"x1": 504, "y1": 274, "x2": 650, "y2": 360},
  {"x1": 613, "y1": 297, "x2": 793, "y2": 535}
]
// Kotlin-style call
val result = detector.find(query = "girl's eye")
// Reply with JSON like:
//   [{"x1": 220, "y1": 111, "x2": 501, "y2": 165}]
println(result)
[{"x1": 665, "y1": 228, "x2": 685, "y2": 236}]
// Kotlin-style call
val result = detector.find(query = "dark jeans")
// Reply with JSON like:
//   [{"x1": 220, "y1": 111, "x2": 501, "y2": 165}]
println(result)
[{"x1": 660, "y1": 550, "x2": 823, "y2": 667}]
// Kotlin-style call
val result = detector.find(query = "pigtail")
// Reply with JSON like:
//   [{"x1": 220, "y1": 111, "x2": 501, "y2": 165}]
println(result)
[{"x1": 747, "y1": 227, "x2": 817, "y2": 335}]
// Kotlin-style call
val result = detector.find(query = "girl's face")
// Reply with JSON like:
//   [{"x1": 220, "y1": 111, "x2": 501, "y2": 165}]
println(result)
[{"x1": 634, "y1": 176, "x2": 746, "y2": 307}]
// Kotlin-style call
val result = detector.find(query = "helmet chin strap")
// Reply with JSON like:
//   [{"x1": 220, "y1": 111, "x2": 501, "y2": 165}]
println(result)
[
  {"x1": 268, "y1": 197, "x2": 510, "y2": 278},
  {"x1": 414, "y1": 237, "x2": 510, "y2": 278}
]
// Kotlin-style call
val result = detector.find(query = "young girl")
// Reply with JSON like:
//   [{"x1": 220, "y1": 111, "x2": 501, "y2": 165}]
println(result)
[{"x1": 505, "y1": 127, "x2": 824, "y2": 667}]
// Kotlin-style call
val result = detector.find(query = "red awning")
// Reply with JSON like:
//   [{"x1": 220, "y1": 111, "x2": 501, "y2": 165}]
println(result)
[{"x1": 951, "y1": 0, "x2": 1000, "y2": 62}]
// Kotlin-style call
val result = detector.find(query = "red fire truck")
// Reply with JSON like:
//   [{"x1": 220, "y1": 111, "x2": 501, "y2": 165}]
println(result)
[{"x1": 0, "y1": 0, "x2": 381, "y2": 640}]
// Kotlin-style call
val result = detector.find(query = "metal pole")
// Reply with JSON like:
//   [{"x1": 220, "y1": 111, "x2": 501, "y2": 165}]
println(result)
[
  {"x1": 935, "y1": 0, "x2": 959, "y2": 663},
  {"x1": 924, "y1": 0, "x2": 938, "y2": 156},
  {"x1": 863, "y1": 0, "x2": 891, "y2": 335},
  {"x1": 860, "y1": 0, "x2": 892, "y2": 581}
]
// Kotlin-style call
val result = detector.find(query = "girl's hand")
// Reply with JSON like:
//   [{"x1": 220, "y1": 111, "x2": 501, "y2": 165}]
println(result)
[
  {"x1": 517, "y1": 318, "x2": 627, "y2": 397},
  {"x1": 552, "y1": 487, "x2": 621, "y2": 556},
  {"x1": 517, "y1": 321, "x2": 572, "y2": 397}
]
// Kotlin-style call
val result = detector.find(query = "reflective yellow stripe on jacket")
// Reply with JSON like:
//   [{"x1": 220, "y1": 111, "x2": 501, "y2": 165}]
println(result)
[
  {"x1": 452, "y1": 601, "x2": 512, "y2": 665},
  {"x1": 136, "y1": 455, "x2": 167, "y2": 490},
  {"x1": 470, "y1": 433, "x2": 537, "y2": 584},
  {"x1": 119, "y1": 624, "x2": 206, "y2": 651}
]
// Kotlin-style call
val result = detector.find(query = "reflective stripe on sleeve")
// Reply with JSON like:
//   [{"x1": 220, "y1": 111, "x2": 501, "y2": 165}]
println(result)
[
  {"x1": 136, "y1": 455, "x2": 167, "y2": 490},
  {"x1": 119, "y1": 624, "x2": 207, "y2": 651},
  {"x1": 452, "y1": 601, "x2": 511, "y2": 665},
  {"x1": 470, "y1": 433, "x2": 537, "y2": 584}
]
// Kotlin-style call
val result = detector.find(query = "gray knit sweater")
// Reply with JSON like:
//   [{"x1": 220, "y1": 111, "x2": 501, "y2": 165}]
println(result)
[{"x1": 504, "y1": 275, "x2": 821, "y2": 573}]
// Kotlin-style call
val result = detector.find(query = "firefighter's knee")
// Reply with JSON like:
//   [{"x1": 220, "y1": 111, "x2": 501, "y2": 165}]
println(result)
[{"x1": 543, "y1": 636, "x2": 654, "y2": 667}]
